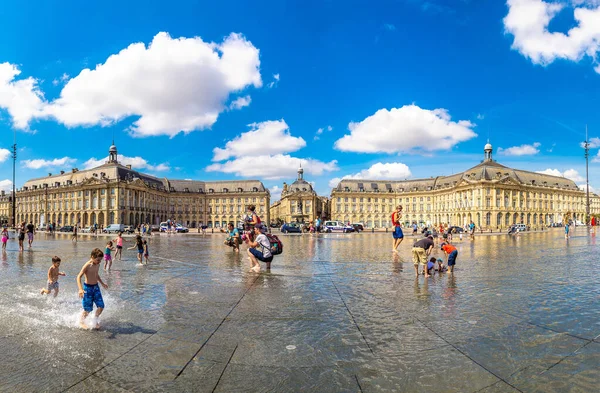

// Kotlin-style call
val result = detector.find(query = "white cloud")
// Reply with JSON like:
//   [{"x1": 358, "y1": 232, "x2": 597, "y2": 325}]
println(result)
[
  {"x1": 212, "y1": 120, "x2": 306, "y2": 161},
  {"x1": 229, "y1": 95, "x2": 251, "y2": 110},
  {"x1": 83, "y1": 155, "x2": 170, "y2": 172},
  {"x1": 0, "y1": 179, "x2": 12, "y2": 192},
  {"x1": 327, "y1": 162, "x2": 412, "y2": 188},
  {"x1": 270, "y1": 185, "x2": 282, "y2": 201},
  {"x1": 327, "y1": 125, "x2": 333, "y2": 131},
  {"x1": 593, "y1": 150, "x2": 600, "y2": 162},
  {"x1": 537, "y1": 168, "x2": 585, "y2": 182},
  {"x1": 498, "y1": 142, "x2": 541, "y2": 156},
  {"x1": 42, "y1": 32, "x2": 261, "y2": 137},
  {"x1": 476, "y1": 113, "x2": 485, "y2": 120},
  {"x1": 52, "y1": 73, "x2": 70, "y2": 87},
  {"x1": 578, "y1": 184, "x2": 596, "y2": 193},
  {"x1": 0, "y1": 148, "x2": 10, "y2": 163},
  {"x1": 581, "y1": 137, "x2": 600, "y2": 148},
  {"x1": 504, "y1": 0, "x2": 600, "y2": 73},
  {"x1": 0, "y1": 62, "x2": 46, "y2": 129},
  {"x1": 22, "y1": 156, "x2": 76, "y2": 170},
  {"x1": 384, "y1": 23, "x2": 396, "y2": 31},
  {"x1": 334, "y1": 104, "x2": 477, "y2": 153},
  {"x1": 207, "y1": 154, "x2": 337, "y2": 180},
  {"x1": 316, "y1": 127, "x2": 324, "y2": 135},
  {"x1": 267, "y1": 73, "x2": 280, "y2": 88}
]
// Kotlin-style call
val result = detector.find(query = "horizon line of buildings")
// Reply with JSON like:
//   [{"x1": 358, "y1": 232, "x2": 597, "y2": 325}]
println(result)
[{"x1": 1, "y1": 143, "x2": 599, "y2": 229}]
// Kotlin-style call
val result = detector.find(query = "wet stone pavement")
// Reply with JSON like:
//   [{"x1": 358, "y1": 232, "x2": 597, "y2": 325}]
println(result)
[{"x1": 0, "y1": 228, "x2": 599, "y2": 392}]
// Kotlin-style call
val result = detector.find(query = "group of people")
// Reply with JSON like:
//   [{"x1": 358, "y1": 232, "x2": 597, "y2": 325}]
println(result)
[
  {"x1": 221, "y1": 205, "x2": 274, "y2": 273},
  {"x1": 391, "y1": 205, "x2": 459, "y2": 277},
  {"x1": 37, "y1": 230, "x2": 151, "y2": 330},
  {"x1": 3, "y1": 222, "x2": 37, "y2": 251}
]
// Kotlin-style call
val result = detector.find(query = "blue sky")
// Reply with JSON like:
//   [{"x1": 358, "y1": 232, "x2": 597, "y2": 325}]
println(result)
[{"x1": 1, "y1": 0, "x2": 600, "y2": 200}]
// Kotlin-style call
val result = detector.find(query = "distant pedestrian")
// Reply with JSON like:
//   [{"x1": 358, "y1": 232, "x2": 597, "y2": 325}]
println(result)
[
  {"x1": 18, "y1": 222, "x2": 25, "y2": 251},
  {"x1": 391, "y1": 205, "x2": 404, "y2": 252},
  {"x1": 143, "y1": 240, "x2": 150, "y2": 264},
  {"x1": 412, "y1": 222, "x2": 418, "y2": 236},
  {"x1": 72, "y1": 224, "x2": 78, "y2": 242},
  {"x1": 565, "y1": 223, "x2": 570, "y2": 239},
  {"x1": 26, "y1": 221, "x2": 35, "y2": 248},
  {"x1": 1, "y1": 226, "x2": 8, "y2": 250}
]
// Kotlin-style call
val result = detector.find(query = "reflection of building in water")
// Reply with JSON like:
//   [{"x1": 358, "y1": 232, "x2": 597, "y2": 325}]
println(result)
[
  {"x1": 269, "y1": 165, "x2": 330, "y2": 224},
  {"x1": 331, "y1": 143, "x2": 586, "y2": 229},
  {"x1": 0, "y1": 191, "x2": 13, "y2": 226},
  {"x1": 16, "y1": 143, "x2": 269, "y2": 229}
]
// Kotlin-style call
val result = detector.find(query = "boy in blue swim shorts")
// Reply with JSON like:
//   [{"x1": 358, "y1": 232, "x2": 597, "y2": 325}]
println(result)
[{"x1": 77, "y1": 248, "x2": 109, "y2": 329}]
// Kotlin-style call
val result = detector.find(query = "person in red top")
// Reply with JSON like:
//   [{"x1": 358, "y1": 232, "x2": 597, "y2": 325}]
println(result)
[
  {"x1": 441, "y1": 242, "x2": 458, "y2": 273},
  {"x1": 391, "y1": 205, "x2": 404, "y2": 252}
]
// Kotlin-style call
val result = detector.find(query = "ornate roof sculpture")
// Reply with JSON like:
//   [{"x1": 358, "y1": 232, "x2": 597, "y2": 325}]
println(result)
[{"x1": 281, "y1": 164, "x2": 316, "y2": 196}]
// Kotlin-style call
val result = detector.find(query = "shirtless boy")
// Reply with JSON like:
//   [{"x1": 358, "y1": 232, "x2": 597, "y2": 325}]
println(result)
[
  {"x1": 77, "y1": 248, "x2": 108, "y2": 329},
  {"x1": 40, "y1": 256, "x2": 66, "y2": 297}
]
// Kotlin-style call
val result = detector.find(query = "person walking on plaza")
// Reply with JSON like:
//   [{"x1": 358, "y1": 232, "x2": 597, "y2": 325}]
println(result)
[
  {"x1": 26, "y1": 221, "x2": 35, "y2": 248},
  {"x1": 469, "y1": 221, "x2": 475, "y2": 240},
  {"x1": 18, "y1": 222, "x2": 25, "y2": 251},
  {"x1": 412, "y1": 234, "x2": 434, "y2": 277},
  {"x1": 1, "y1": 226, "x2": 8, "y2": 250},
  {"x1": 72, "y1": 224, "x2": 78, "y2": 243},
  {"x1": 391, "y1": 205, "x2": 404, "y2": 252},
  {"x1": 565, "y1": 223, "x2": 570, "y2": 239}
]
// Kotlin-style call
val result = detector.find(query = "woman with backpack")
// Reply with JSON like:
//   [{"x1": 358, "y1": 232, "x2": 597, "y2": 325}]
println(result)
[{"x1": 245, "y1": 223, "x2": 273, "y2": 273}]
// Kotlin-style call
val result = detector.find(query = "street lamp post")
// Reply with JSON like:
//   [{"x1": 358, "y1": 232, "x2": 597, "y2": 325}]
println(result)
[
  {"x1": 11, "y1": 130, "x2": 16, "y2": 229},
  {"x1": 584, "y1": 125, "x2": 590, "y2": 224}
]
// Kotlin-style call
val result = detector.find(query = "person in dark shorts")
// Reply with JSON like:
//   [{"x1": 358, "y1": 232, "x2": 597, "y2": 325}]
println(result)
[{"x1": 441, "y1": 242, "x2": 458, "y2": 274}]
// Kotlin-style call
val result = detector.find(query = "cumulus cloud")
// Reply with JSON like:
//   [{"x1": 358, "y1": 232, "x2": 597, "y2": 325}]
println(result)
[
  {"x1": 212, "y1": 120, "x2": 306, "y2": 161},
  {"x1": 327, "y1": 162, "x2": 412, "y2": 188},
  {"x1": 476, "y1": 113, "x2": 485, "y2": 120},
  {"x1": 578, "y1": 184, "x2": 596, "y2": 192},
  {"x1": 270, "y1": 185, "x2": 282, "y2": 201},
  {"x1": 229, "y1": 95, "x2": 251, "y2": 110},
  {"x1": 209, "y1": 119, "x2": 337, "y2": 179},
  {"x1": 41, "y1": 32, "x2": 261, "y2": 137},
  {"x1": 334, "y1": 104, "x2": 477, "y2": 154},
  {"x1": 504, "y1": 0, "x2": 600, "y2": 73},
  {"x1": 581, "y1": 137, "x2": 600, "y2": 148},
  {"x1": 593, "y1": 150, "x2": 600, "y2": 162},
  {"x1": 52, "y1": 73, "x2": 70, "y2": 87},
  {"x1": 498, "y1": 142, "x2": 541, "y2": 156},
  {"x1": 0, "y1": 148, "x2": 10, "y2": 163},
  {"x1": 207, "y1": 154, "x2": 337, "y2": 180},
  {"x1": 267, "y1": 73, "x2": 280, "y2": 88},
  {"x1": 0, "y1": 63, "x2": 46, "y2": 129},
  {"x1": 0, "y1": 179, "x2": 12, "y2": 192},
  {"x1": 537, "y1": 168, "x2": 585, "y2": 182},
  {"x1": 83, "y1": 155, "x2": 170, "y2": 172},
  {"x1": 22, "y1": 157, "x2": 76, "y2": 170}
]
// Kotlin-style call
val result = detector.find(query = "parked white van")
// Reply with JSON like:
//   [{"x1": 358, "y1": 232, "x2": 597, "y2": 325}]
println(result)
[{"x1": 104, "y1": 224, "x2": 125, "y2": 233}]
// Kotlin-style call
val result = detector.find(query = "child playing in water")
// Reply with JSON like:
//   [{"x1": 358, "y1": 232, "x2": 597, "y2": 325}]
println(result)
[
  {"x1": 40, "y1": 256, "x2": 65, "y2": 297},
  {"x1": 441, "y1": 242, "x2": 458, "y2": 273},
  {"x1": 1, "y1": 226, "x2": 8, "y2": 250},
  {"x1": 113, "y1": 232, "x2": 125, "y2": 260},
  {"x1": 426, "y1": 257, "x2": 436, "y2": 276},
  {"x1": 128, "y1": 235, "x2": 144, "y2": 264},
  {"x1": 143, "y1": 239, "x2": 150, "y2": 264},
  {"x1": 77, "y1": 248, "x2": 108, "y2": 329},
  {"x1": 104, "y1": 240, "x2": 115, "y2": 270}
]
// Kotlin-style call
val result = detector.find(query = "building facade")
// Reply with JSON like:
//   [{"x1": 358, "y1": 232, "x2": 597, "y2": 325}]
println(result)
[
  {"x1": 269, "y1": 166, "x2": 330, "y2": 224},
  {"x1": 0, "y1": 191, "x2": 13, "y2": 226},
  {"x1": 16, "y1": 144, "x2": 270, "y2": 229},
  {"x1": 330, "y1": 144, "x2": 586, "y2": 229}
]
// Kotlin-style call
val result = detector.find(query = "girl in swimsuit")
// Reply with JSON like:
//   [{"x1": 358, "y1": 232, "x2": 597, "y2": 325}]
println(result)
[{"x1": 113, "y1": 232, "x2": 125, "y2": 260}]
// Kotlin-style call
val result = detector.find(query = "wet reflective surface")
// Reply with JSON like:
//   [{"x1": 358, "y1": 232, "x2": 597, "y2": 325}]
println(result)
[{"x1": 0, "y1": 228, "x2": 599, "y2": 392}]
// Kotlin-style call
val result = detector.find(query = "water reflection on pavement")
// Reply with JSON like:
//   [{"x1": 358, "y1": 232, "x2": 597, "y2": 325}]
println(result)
[{"x1": 0, "y1": 228, "x2": 598, "y2": 392}]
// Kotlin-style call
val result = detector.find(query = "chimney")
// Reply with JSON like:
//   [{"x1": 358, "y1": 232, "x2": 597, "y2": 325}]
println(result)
[
  {"x1": 1, "y1": 191, "x2": 4, "y2": 196},
  {"x1": 48, "y1": 173, "x2": 52, "y2": 176},
  {"x1": 126, "y1": 165, "x2": 132, "y2": 169},
  {"x1": 72, "y1": 168, "x2": 78, "y2": 173},
  {"x1": 60, "y1": 170, "x2": 65, "y2": 175}
]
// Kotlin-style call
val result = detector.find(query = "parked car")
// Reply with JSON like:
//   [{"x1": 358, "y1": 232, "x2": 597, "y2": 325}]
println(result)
[
  {"x1": 59, "y1": 225, "x2": 74, "y2": 232},
  {"x1": 81, "y1": 226, "x2": 95, "y2": 233},
  {"x1": 447, "y1": 226, "x2": 464, "y2": 234},
  {"x1": 175, "y1": 224, "x2": 189, "y2": 233},
  {"x1": 351, "y1": 224, "x2": 364, "y2": 232},
  {"x1": 270, "y1": 222, "x2": 280, "y2": 228},
  {"x1": 508, "y1": 224, "x2": 527, "y2": 234},
  {"x1": 104, "y1": 224, "x2": 125, "y2": 234},
  {"x1": 150, "y1": 224, "x2": 160, "y2": 232},
  {"x1": 323, "y1": 221, "x2": 354, "y2": 233},
  {"x1": 280, "y1": 223, "x2": 302, "y2": 233},
  {"x1": 123, "y1": 225, "x2": 135, "y2": 234}
]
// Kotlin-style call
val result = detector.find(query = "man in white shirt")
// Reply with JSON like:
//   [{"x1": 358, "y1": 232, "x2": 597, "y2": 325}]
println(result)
[{"x1": 245, "y1": 223, "x2": 273, "y2": 272}]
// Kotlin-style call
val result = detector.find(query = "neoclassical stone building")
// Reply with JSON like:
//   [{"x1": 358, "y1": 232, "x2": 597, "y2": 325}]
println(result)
[
  {"x1": 269, "y1": 166, "x2": 330, "y2": 224},
  {"x1": 331, "y1": 143, "x2": 586, "y2": 229},
  {"x1": 0, "y1": 191, "x2": 13, "y2": 226},
  {"x1": 16, "y1": 144, "x2": 269, "y2": 229}
]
